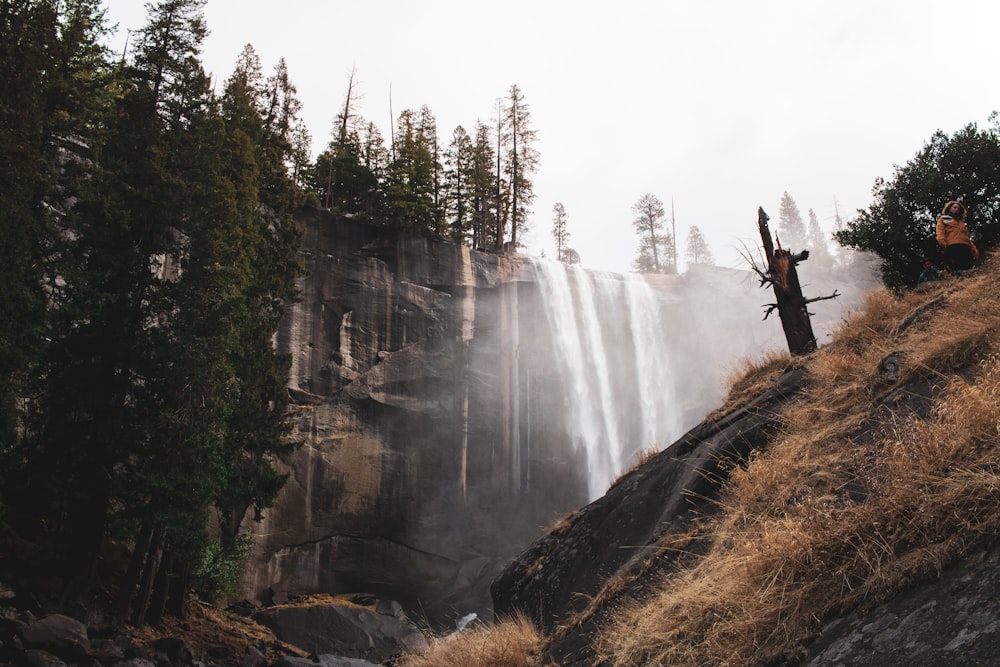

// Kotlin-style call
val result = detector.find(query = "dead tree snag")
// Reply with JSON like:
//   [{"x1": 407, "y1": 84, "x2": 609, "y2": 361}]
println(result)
[{"x1": 752, "y1": 207, "x2": 838, "y2": 356}]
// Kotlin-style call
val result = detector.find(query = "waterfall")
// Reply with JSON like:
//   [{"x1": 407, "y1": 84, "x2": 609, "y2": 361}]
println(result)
[{"x1": 530, "y1": 259, "x2": 682, "y2": 498}]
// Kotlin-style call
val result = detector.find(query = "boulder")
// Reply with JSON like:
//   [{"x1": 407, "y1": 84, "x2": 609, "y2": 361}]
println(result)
[
  {"x1": 254, "y1": 601, "x2": 429, "y2": 664},
  {"x1": 17, "y1": 614, "x2": 90, "y2": 663}
]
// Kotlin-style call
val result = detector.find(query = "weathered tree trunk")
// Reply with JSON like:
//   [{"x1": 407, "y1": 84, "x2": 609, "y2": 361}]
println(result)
[
  {"x1": 113, "y1": 521, "x2": 153, "y2": 625},
  {"x1": 167, "y1": 560, "x2": 189, "y2": 619},
  {"x1": 758, "y1": 207, "x2": 817, "y2": 355},
  {"x1": 130, "y1": 525, "x2": 164, "y2": 627},
  {"x1": 146, "y1": 548, "x2": 173, "y2": 626}
]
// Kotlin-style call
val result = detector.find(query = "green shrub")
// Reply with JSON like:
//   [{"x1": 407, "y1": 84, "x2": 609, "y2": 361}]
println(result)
[{"x1": 193, "y1": 531, "x2": 254, "y2": 599}]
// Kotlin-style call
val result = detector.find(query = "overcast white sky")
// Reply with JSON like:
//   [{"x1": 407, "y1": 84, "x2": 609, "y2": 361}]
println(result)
[{"x1": 102, "y1": 0, "x2": 1000, "y2": 274}]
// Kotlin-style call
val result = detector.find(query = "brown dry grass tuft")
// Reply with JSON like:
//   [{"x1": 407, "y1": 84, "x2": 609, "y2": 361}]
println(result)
[
  {"x1": 595, "y1": 260, "x2": 1000, "y2": 666},
  {"x1": 399, "y1": 612, "x2": 551, "y2": 667}
]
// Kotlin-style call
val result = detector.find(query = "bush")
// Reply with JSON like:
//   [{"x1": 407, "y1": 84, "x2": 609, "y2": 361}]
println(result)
[
  {"x1": 835, "y1": 120, "x2": 1000, "y2": 289},
  {"x1": 193, "y1": 531, "x2": 254, "y2": 599}
]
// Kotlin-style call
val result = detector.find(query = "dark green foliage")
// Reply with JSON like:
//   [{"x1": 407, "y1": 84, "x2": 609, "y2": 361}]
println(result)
[
  {"x1": 835, "y1": 123, "x2": 1000, "y2": 289},
  {"x1": 0, "y1": 0, "x2": 301, "y2": 624},
  {"x1": 385, "y1": 109, "x2": 439, "y2": 233},
  {"x1": 470, "y1": 121, "x2": 500, "y2": 250},
  {"x1": 0, "y1": 0, "x2": 113, "y2": 525},
  {"x1": 312, "y1": 146, "x2": 381, "y2": 218},
  {"x1": 298, "y1": 82, "x2": 537, "y2": 252},
  {"x1": 193, "y1": 531, "x2": 254, "y2": 599}
]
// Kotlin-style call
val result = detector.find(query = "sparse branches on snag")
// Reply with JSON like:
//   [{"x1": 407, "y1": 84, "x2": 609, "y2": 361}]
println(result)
[{"x1": 752, "y1": 207, "x2": 839, "y2": 355}]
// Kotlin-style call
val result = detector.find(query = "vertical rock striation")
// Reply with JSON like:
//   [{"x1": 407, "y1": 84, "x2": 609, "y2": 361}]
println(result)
[{"x1": 243, "y1": 211, "x2": 589, "y2": 623}]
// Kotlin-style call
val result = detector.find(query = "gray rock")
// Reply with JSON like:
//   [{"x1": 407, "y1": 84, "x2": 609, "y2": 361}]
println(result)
[
  {"x1": 243, "y1": 213, "x2": 591, "y2": 623},
  {"x1": 23, "y1": 648, "x2": 67, "y2": 666},
  {"x1": 254, "y1": 602, "x2": 428, "y2": 663},
  {"x1": 802, "y1": 545, "x2": 1000, "y2": 666},
  {"x1": 18, "y1": 613, "x2": 90, "y2": 661},
  {"x1": 316, "y1": 656, "x2": 385, "y2": 667}
]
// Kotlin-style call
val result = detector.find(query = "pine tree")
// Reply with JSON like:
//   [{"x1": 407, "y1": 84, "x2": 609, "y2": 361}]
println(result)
[
  {"x1": 777, "y1": 191, "x2": 808, "y2": 252},
  {"x1": 443, "y1": 125, "x2": 475, "y2": 243},
  {"x1": 806, "y1": 208, "x2": 834, "y2": 268},
  {"x1": 0, "y1": 0, "x2": 114, "y2": 533},
  {"x1": 552, "y1": 202, "x2": 572, "y2": 262},
  {"x1": 685, "y1": 225, "x2": 715, "y2": 266},
  {"x1": 306, "y1": 72, "x2": 381, "y2": 218},
  {"x1": 470, "y1": 121, "x2": 499, "y2": 250},
  {"x1": 418, "y1": 105, "x2": 446, "y2": 235},
  {"x1": 500, "y1": 85, "x2": 538, "y2": 249},
  {"x1": 1, "y1": 0, "x2": 299, "y2": 623},
  {"x1": 385, "y1": 109, "x2": 436, "y2": 232},
  {"x1": 632, "y1": 193, "x2": 673, "y2": 274}
]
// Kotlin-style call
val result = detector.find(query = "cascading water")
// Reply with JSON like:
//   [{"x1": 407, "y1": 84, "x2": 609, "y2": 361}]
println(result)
[{"x1": 530, "y1": 258, "x2": 684, "y2": 498}]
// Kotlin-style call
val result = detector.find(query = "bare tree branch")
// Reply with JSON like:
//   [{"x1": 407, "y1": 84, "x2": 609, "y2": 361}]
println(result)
[{"x1": 805, "y1": 290, "x2": 840, "y2": 305}]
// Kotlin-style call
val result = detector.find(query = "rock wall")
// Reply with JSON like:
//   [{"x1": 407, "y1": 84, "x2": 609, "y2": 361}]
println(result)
[{"x1": 242, "y1": 211, "x2": 590, "y2": 624}]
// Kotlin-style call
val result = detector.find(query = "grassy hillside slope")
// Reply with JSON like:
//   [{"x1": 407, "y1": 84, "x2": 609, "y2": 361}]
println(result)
[{"x1": 405, "y1": 254, "x2": 1000, "y2": 666}]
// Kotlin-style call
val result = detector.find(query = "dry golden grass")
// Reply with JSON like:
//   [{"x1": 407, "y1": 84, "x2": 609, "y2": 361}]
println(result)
[
  {"x1": 399, "y1": 612, "x2": 551, "y2": 667},
  {"x1": 595, "y1": 259, "x2": 1000, "y2": 666}
]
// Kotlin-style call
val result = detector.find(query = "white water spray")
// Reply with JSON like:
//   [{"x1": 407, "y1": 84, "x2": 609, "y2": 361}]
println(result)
[{"x1": 530, "y1": 259, "x2": 683, "y2": 498}]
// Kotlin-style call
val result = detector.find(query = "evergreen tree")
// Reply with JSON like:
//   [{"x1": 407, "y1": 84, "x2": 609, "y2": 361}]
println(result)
[
  {"x1": 500, "y1": 85, "x2": 538, "y2": 249},
  {"x1": 0, "y1": 0, "x2": 113, "y2": 530},
  {"x1": 806, "y1": 208, "x2": 834, "y2": 268},
  {"x1": 632, "y1": 193, "x2": 673, "y2": 274},
  {"x1": 311, "y1": 67, "x2": 378, "y2": 217},
  {"x1": 443, "y1": 125, "x2": 475, "y2": 243},
  {"x1": 418, "y1": 105, "x2": 445, "y2": 235},
  {"x1": 359, "y1": 120, "x2": 390, "y2": 177},
  {"x1": 685, "y1": 225, "x2": 715, "y2": 266},
  {"x1": 831, "y1": 198, "x2": 857, "y2": 267},
  {"x1": 552, "y1": 202, "x2": 572, "y2": 263},
  {"x1": 777, "y1": 191, "x2": 808, "y2": 251},
  {"x1": 1, "y1": 0, "x2": 299, "y2": 623},
  {"x1": 384, "y1": 109, "x2": 436, "y2": 233},
  {"x1": 258, "y1": 58, "x2": 304, "y2": 210},
  {"x1": 470, "y1": 121, "x2": 498, "y2": 250},
  {"x1": 28, "y1": 0, "x2": 217, "y2": 586}
]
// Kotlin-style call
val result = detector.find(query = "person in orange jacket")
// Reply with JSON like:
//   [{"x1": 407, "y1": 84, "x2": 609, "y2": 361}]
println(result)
[{"x1": 936, "y1": 200, "x2": 979, "y2": 272}]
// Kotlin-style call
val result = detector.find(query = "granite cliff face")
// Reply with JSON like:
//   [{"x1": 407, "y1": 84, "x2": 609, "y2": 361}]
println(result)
[{"x1": 242, "y1": 211, "x2": 582, "y2": 623}]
